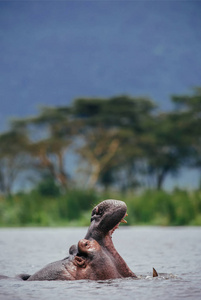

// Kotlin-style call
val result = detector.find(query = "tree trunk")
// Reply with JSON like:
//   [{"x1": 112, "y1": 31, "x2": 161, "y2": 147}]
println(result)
[
  {"x1": 156, "y1": 168, "x2": 168, "y2": 190},
  {"x1": 56, "y1": 151, "x2": 68, "y2": 188},
  {"x1": 87, "y1": 164, "x2": 101, "y2": 188}
]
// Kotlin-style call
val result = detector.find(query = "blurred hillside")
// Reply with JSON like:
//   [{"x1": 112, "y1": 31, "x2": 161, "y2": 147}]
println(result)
[{"x1": 1, "y1": 1, "x2": 201, "y2": 130}]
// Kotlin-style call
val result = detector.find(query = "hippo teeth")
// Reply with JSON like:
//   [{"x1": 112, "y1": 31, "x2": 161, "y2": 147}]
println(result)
[{"x1": 121, "y1": 213, "x2": 128, "y2": 224}]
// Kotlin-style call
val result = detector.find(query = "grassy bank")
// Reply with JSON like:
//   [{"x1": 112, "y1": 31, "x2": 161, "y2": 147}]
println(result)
[{"x1": 0, "y1": 188, "x2": 201, "y2": 227}]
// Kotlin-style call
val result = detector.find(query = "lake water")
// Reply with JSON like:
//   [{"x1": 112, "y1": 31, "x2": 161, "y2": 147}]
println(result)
[{"x1": 0, "y1": 227, "x2": 201, "y2": 300}]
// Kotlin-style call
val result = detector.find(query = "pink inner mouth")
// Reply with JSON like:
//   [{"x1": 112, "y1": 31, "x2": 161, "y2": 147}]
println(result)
[{"x1": 109, "y1": 212, "x2": 127, "y2": 237}]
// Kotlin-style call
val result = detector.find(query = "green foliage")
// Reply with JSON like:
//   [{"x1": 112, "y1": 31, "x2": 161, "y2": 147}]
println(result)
[
  {"x1": 125, "y1": 190, "x2": 174, "y2": 225},
  {"x1": 57, "y1": 189, "x2": 99, "y2": 220},
  {"x1": 125, "y1": 189, "x2": 201, "y2": 226},
  {"x1": 0, "y1": 189, "x2": 201, "y2": 227},
  {"x1": 36, "y1": 177, "x2": 61, "y2": 197},
  {"x1": 0, "y1": 189, "x2": 100, "y2": 226}
]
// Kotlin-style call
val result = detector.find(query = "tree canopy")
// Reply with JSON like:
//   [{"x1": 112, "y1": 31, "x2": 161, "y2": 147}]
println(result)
[{"x1": 0, "y1": 89, "x2": 200, "y2": 195}]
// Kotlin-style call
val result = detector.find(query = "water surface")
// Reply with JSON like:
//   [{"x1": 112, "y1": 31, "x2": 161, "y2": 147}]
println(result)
[{"x1": 0, "y1": 227, "x2": 201, "y2": 300}]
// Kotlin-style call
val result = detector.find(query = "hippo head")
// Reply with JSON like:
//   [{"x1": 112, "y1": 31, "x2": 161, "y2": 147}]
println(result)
[
  {"x1": 85, "y1": 199, "x2": 128, "y2": 243},
  {"x1": 73, "y1": 238, "x2": 122, "y2": 280},
  {"x1": 84, "y1": 199, "x2": 136, "y2": 278}
]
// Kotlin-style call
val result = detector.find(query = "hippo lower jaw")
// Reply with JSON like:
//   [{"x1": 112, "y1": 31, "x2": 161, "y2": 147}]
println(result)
[{"x1": 100, "y1": 229, "x2": 137, "y2": 278}]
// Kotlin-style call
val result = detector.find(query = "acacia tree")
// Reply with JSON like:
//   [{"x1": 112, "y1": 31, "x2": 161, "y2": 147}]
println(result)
[
  {"x1": 141, "y1": 112, "x2": 189, "y2": 190},
  {"x1": 171, "y1": 87, "x2": 201, "y2": 188},
  {"x1": 12, "y1": 107, "x2": 77, "y2": 189},
  {"x1": 0, "y1": 130, "x2": 29, "y2": 195},
  {"x1": 77, "y1": 127, "x2": 128, "y2": 188},
  {"x1": 72, "y1": 95, "x2": 156, "y2": 189},
  {"x1": 141, "y1": 87, "x2": 201, "y2": 190}
]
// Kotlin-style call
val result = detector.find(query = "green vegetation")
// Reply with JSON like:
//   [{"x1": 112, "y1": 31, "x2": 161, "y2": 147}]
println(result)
[
  {"x1": 0, "y1": 188, "x2": 99, "y2": 227},
  {"x1": 125, "y1": 189, "x2": 201, "y2": 226},
  {"x1": 0, "y1": 187, "x2": 201, "y2": 227}
]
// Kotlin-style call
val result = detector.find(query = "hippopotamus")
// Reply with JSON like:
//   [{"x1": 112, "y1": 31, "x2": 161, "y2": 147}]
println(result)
[
  {"x1": 25, "y1": 199, "x2": 136, "y2": 281},
  {"x1": 0, "y1": 199, "x2": 158, "y2": 281}
]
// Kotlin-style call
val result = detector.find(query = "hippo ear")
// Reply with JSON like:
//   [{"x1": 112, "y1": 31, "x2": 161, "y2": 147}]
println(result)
[
  {"x1": 153, "y1": 267, "x2": 158, "y2": 277},
  {"x1": 74, "y1": 256, "x2": 86, "y2": 268}
]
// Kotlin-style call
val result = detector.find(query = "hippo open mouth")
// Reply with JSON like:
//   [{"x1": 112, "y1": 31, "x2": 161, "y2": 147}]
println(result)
[
  {"x1": 86, "y1": 199, "x2": 128, "y2": 241},
  {"x1": 109, "y1": 212, "x2": 128, "y2": 236}
]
